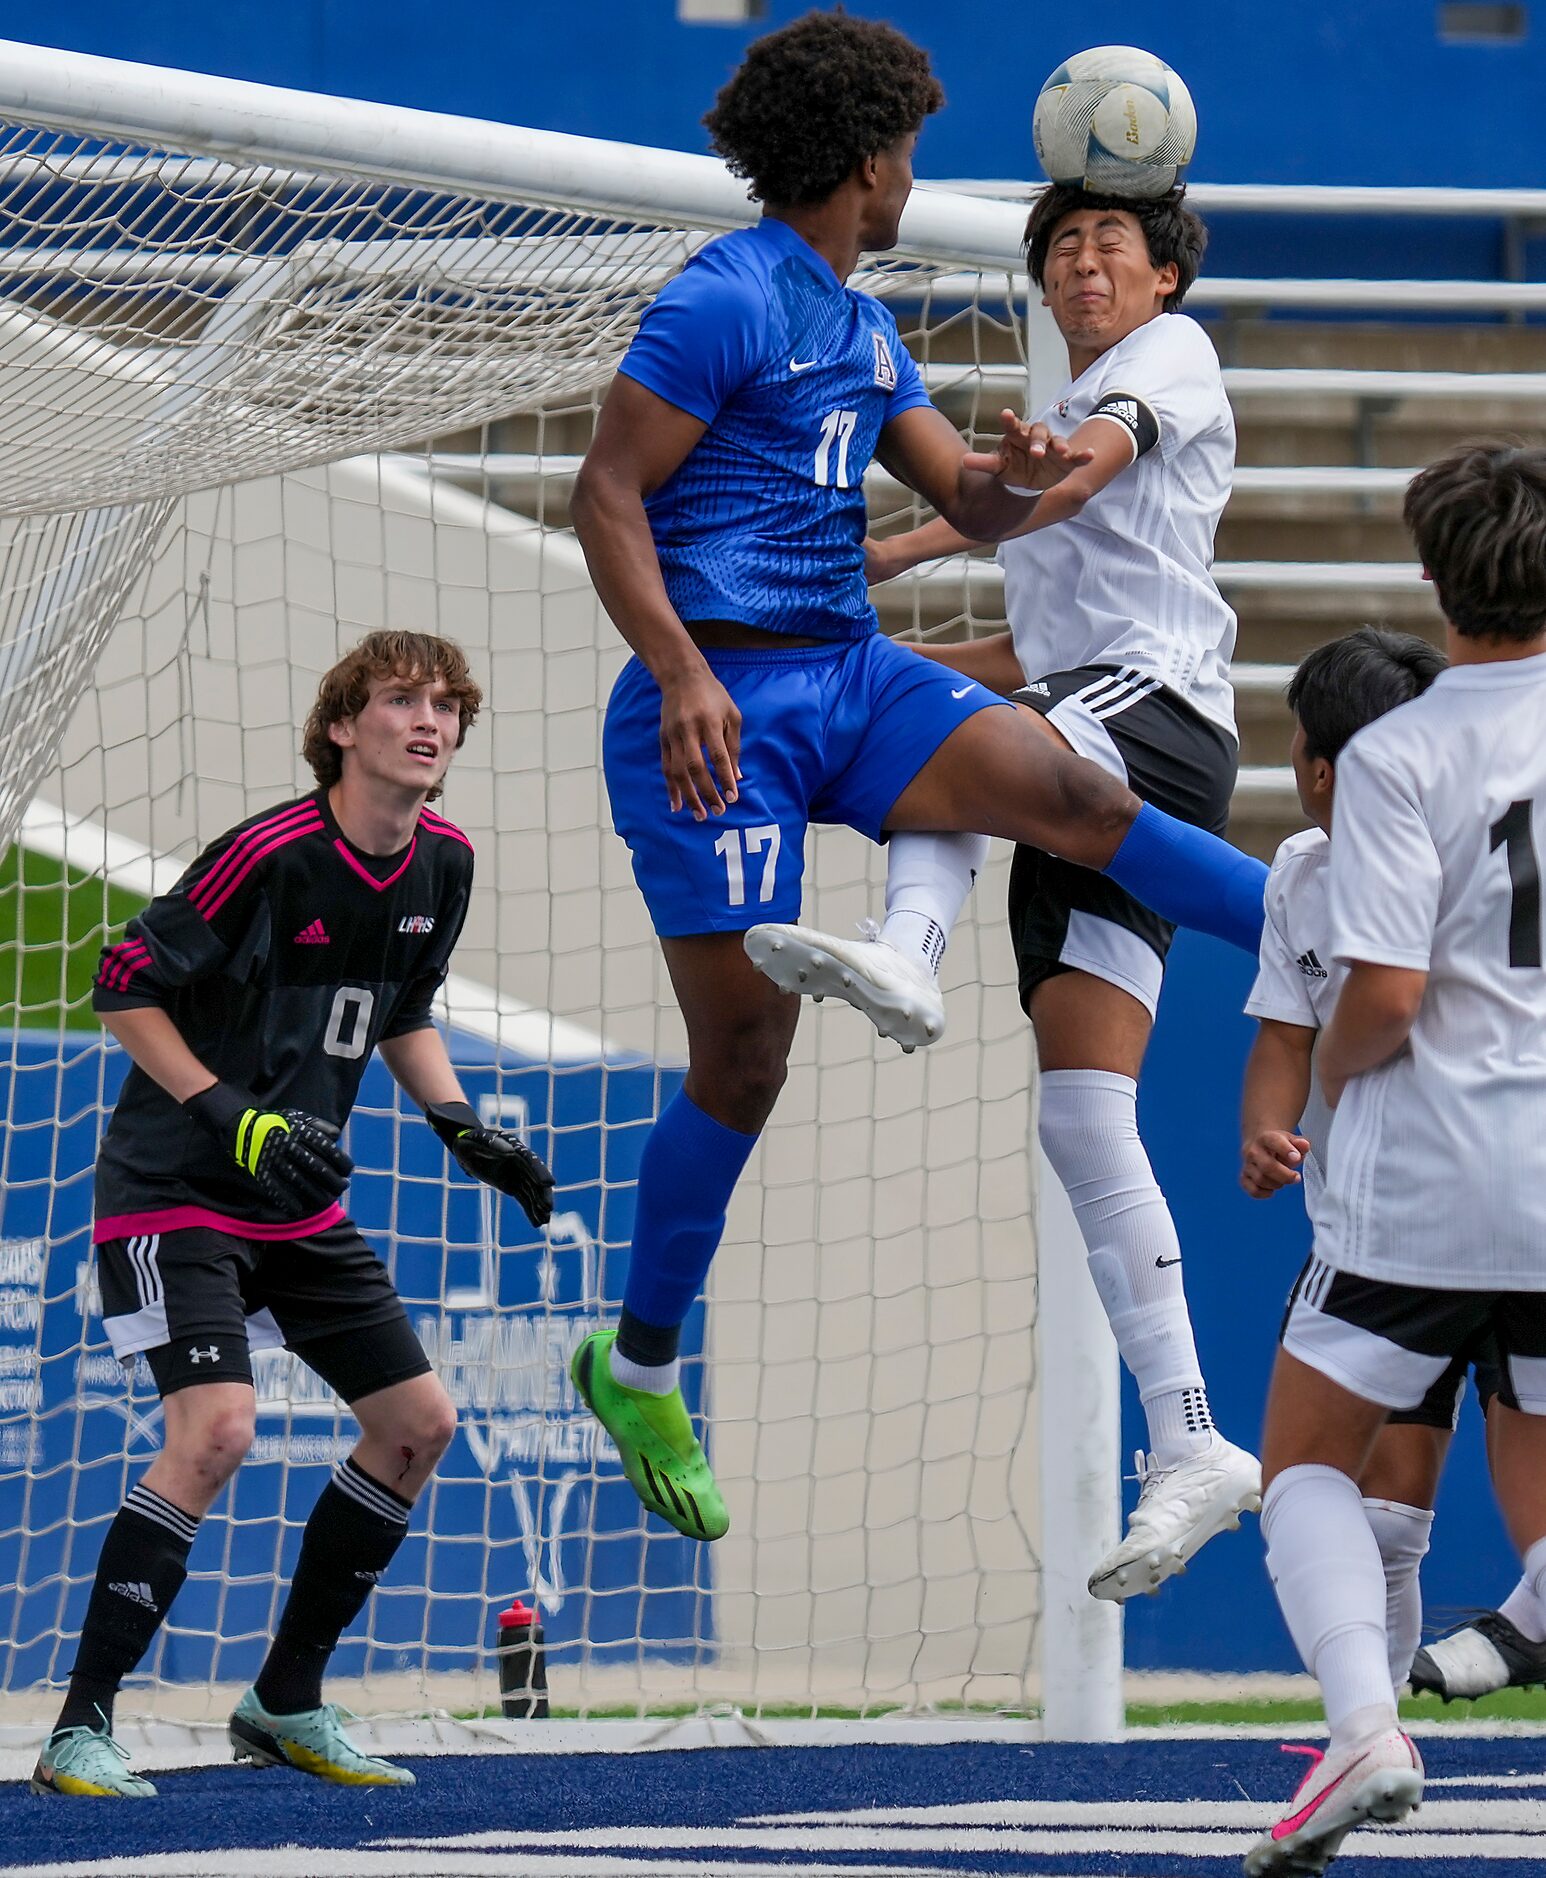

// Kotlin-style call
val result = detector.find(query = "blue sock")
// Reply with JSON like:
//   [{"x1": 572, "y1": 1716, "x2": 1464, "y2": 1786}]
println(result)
[
  {"x1": 1103, "y1": 801, "x2": 1268, "y2": 956},
  {"x1": 618, "y1": 1089, "x2": 759, "y2": 1363}
]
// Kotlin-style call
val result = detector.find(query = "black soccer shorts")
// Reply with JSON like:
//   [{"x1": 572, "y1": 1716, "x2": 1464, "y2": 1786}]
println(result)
[
  {"x1": 1283, "y1": 1253, "x2": 1546, "y2": 1417},
  {"x1": 1006, "y1": 663, "x2": 1238, "y2": 1019},
  {"x1": 96, "y1": 1220, "x2": 431, "y2": 1400}
]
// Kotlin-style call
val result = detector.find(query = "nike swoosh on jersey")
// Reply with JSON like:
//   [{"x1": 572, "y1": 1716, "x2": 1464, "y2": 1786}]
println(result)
[
  {"x1": 789, "y1": 357, "x2": 818, "y2": 373},
  {"x1": 951, "y1": 685, "x2": 973, "y2": 699}
]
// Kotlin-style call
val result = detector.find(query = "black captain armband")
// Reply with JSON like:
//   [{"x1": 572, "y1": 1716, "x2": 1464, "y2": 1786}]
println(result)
[{"x1": 1090, "y1": 391, "x2": 1160, "y2": 460}]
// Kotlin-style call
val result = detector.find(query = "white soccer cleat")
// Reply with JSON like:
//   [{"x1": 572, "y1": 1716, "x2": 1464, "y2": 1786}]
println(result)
[
  {"x1": 1087, "y1": 1434, "x2": 1262, "y2": 1603},
  {"x1": 1243, "y1": 1729, "x2": 1423, "y2": 1874},
  {"x1": 743, "y1": 921, "x2": 946, "y2": 1052}
]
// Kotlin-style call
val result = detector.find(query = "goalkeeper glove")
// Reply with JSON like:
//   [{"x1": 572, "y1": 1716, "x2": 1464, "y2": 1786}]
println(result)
[
  {"x1": 183, "y1": 1081, "x2": 354, "y2": 1214},
  {"x1": 426, "y1": 1099, "x2": 555, "y2": 1228}
]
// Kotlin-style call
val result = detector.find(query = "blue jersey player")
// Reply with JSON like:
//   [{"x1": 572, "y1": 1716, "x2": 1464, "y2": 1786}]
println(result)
[{"x1": 568, "y1": 10, "x2": 1266, "y2": 1540}]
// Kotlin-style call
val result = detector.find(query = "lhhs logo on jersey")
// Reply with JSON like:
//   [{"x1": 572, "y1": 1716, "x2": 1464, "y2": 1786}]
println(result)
[
  {"x1": 398, "y1": 914, "x2": 436, "y2": 935},
  {"x1": 872, "y1": 332, "x2": 897, "y2": 391}
]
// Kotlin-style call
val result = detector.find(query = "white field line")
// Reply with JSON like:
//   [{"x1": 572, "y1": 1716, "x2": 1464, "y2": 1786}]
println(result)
[{"x1": 0, "y1": 1862, "x2": 1062, "y2": 1878}]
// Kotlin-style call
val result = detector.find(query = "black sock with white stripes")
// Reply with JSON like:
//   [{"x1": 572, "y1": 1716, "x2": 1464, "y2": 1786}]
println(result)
[
  {"x1": 53, "y1": 1483, "x2": 199, "y2": 1737},
  {"x1": 254, "y1": 1455, "x2": 411, "y2": 1717}
]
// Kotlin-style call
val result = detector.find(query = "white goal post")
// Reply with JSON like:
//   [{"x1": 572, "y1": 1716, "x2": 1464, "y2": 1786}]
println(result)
[{"x1": 0, "y1": 40, "x2": 1120, "y2": 1745}]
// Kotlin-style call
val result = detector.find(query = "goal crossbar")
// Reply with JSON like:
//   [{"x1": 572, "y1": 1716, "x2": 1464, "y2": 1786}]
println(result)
[{"x1": 0, "y1": 38, "x2": 1029, "y2": 272}]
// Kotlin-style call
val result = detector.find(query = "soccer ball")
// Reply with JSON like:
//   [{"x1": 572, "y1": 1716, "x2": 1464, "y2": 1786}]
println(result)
[{"x1": 1032, "y1": 46, "x2": 1197, "y2": 199}]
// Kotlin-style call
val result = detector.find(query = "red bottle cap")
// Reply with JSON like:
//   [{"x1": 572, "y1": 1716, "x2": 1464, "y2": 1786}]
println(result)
[{"x1": 498, "y1": 1599, "x2": 538, "y2": 1628}]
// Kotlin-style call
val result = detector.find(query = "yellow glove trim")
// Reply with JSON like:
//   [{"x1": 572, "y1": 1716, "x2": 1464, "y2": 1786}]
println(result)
[{"x1": 236, "y1": 1108, "x2": 291, "y2": 1175}]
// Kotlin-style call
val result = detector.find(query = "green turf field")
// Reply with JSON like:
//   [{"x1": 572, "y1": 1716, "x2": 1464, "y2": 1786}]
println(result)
[
  {"x1": 0, "y1": 844, "x2": 145, "y2": 1031},
  {"x1": 465, "y1": 1687, "x2": 1546, "y2": 1727}
]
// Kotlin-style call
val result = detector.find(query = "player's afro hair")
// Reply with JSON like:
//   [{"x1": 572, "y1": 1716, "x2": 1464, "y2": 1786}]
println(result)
[
  {"x1": 1404, "y1": 441, "x2": 1546, "y2": 642},
  {"x1": 703, "y1": 9, "x2": 943, "y2": 207},
  {"x1": 1024, "y1": 184, "x2": 1207, "y2": 312},
  {"x1": 304, "y1": 630, "x2": 482, "y2": 802}
]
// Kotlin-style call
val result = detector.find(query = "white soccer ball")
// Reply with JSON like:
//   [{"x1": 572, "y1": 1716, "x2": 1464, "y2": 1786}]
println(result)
[{"x1": 1032, "y1": 46, "x2": 1197, "y2": 200}]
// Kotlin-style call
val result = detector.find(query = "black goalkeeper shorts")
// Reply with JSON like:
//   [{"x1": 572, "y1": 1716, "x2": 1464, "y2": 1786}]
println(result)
[{"x1": 96, "y1": 1221, "x2": 430, "y2": 1400}]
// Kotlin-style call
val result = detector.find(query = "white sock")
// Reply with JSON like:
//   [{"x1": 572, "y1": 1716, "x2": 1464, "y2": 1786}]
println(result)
[
  {"x1": 1362, "y1": 1497, "x2": 1434, "y2": 1688},
  {"x1": 880, "y1": 832, "x2": 989, "y2": 976},
  {"x1": 1522, "y1": 1533, "x2": 1546, "y2": 1624},
  {"x1": 1499, "y1": 1575, "x2": 1546, "y2": 1642},
  {"x1": 1038, "y1": 1068, "x2": 1212, "y2": 1466},
  {"x1": 608, "y1": 1348, "x2": 681, "y2": 1395},
  {"x1": 1264, "y1": 1464, "x2": 1399, "y2": 1750}
]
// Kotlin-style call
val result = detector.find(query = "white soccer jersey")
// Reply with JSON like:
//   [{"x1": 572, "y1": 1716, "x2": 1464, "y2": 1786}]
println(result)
[
  {"x1": 998, "y1": 312, "x2": 1238, "y2": 738},
  {"x1": 1245, "y1": 827, "x2": 1344, "y2": 1223},
  {"x1": 1318, "y1": 651, "x2": 1546, "y2": 1289}
]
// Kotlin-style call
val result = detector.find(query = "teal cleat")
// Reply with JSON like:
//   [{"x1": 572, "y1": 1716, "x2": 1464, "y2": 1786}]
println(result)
[
  {"x1": 31, "y1": 1723, "x2": 156, "y2": 1798},
  {"x1": 570, "y1": 1328, "x2": 728, "y2": 1541},
  {"x1": 229, "y1": 1687, "x2": 414, "y2": 1787}
]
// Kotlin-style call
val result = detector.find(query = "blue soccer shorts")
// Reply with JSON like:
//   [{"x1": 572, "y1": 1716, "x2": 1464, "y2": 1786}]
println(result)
[{"x1": 603, "y1": 632, "x2": 1006, "y2": 937}]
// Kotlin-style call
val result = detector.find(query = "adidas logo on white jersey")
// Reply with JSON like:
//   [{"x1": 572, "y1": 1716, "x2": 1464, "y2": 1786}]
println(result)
[
  {"x1": 1296, "y1": 949, "x2": 1328, "y2": 979},
  {"x1": 110, "y1": 1581, "x2": 158, "y2": 1611}
]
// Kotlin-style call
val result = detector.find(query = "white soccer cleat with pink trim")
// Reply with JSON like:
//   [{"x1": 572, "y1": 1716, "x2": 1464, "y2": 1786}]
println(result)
[
  {"x1": 1243, "y1": 1729, "x2": 1423, "y2": 1874},
  {"x1": 743, "y1": 921, "x2": 946, "y2": 1052}
]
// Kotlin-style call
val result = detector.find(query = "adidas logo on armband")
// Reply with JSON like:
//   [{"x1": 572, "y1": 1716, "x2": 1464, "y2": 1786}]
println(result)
[{"x1": 109, "y1": 1581, "x2": 158, "y2": 1611}]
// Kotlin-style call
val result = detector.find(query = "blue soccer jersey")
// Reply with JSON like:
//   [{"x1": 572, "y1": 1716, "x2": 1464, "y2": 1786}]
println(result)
[{"x1": 619, "y1": 217, "x2": 932, "y2": 641}]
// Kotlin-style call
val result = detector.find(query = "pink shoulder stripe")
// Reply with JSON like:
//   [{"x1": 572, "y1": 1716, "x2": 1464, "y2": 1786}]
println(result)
[
  {"x1": 189, "y1": 801, "x2": 322, "y2": 915},
  {"x1": 99, "y1": 938, "x2": 151, "y2": 994},
  {"x1": 418, "y1": 808, "x2": 473, "y2": 851},
  {"x1": 194, "y1": 809, "x2": 324, "y2": 921}
]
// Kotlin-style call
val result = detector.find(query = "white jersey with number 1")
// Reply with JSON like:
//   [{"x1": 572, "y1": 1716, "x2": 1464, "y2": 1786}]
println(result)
[{"x1": 1318, "y1": 650, "x2": 1546, "y2": 1290}]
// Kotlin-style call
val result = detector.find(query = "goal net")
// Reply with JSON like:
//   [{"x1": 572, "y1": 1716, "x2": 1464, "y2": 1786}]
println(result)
[{"x1": 0, "y1": 43, "x2": 1091, "y2": 1740}]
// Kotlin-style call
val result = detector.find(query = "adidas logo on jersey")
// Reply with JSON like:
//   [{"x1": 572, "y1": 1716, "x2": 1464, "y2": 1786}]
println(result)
[
  {"x1": 872, "y1": 332, "x2": 897, "y2": 391},
  {"x1": 1296, "y1": 949, "x2": 1328, "y2": 979},
  {"x1": 294, "y1": 919, "x2": 330, "y2": 945},
  {"x1": 109, "y1": 1581, "x2": 158, "y2": 1611},
  {"x1": 397, "y1": 914, "x2": 436, "y2": 934}
]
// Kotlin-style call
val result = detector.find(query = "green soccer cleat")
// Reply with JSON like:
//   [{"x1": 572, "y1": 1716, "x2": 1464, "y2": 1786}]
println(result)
[
  {"x1": 229, "y1": 1687, "x2": 415, "y2": 1787},
  {"x1": 31, "y1": 1723, "x2": 156, "y2": 1798},
  {"x1": 570, "y1": 1329, "x2": 728, "y2": 1541}
]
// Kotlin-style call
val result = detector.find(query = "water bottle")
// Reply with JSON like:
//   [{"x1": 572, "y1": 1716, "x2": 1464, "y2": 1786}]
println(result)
[{"x1": 496, "y1": 1598, "x2": 549, "y2": 1718}]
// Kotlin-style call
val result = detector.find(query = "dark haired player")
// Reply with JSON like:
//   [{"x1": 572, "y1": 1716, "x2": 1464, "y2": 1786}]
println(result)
[
  {"x1": 568, "y1": 10, "x2": 1266, "y2": 1547},
  {"x1": 1247, "y1": 445, "x2": 1546, "y2": 1871},
  {"x1": 32, "y1": 630, "x2": 553, "y2": 1798},
  {"x1": 752, "y1": 180, "x2": 1262, "y2": 1599},
  {"x1": 1241, "y1": 627, "x2": 1450, "y2": 1704},
  {"x1": 1247, "y1": 627, "x2": 1546, "y2": 1713}
]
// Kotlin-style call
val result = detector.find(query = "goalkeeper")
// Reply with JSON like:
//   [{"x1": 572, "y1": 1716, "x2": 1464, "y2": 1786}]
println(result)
[{"x1": 33, "y1": 630, "x2": 553, "y2": 1800}]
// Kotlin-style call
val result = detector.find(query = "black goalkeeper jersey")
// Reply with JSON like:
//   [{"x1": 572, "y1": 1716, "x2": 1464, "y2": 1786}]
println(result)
[{"x1": 91, "y1": 789, "x2": 473, "y2": 1242}]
